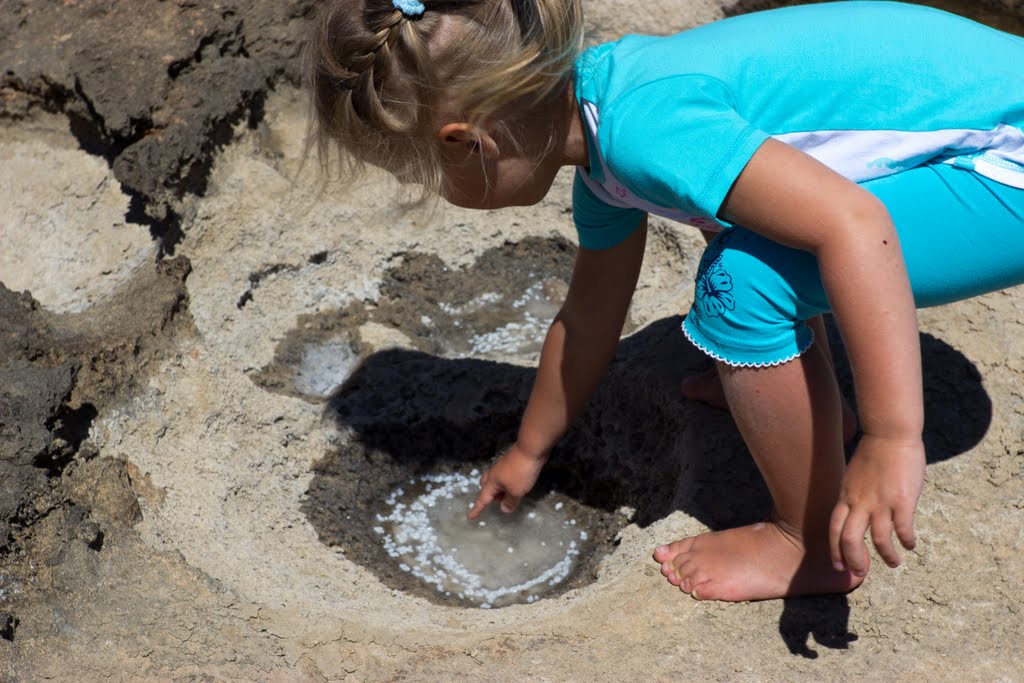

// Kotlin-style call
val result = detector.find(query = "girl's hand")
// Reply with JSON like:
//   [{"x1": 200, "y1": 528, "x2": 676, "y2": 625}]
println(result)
[
  {"x1": 467, "y1": 444, "x2": 547, "y2": 519},
  {"x1": 829, "y1": 434, "x2": 926, "y2": 577}
]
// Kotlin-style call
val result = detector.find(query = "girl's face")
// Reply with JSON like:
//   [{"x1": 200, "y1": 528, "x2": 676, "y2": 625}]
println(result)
[{"x1": 437, "y1": 123, "x2": 563, "y2": 210}]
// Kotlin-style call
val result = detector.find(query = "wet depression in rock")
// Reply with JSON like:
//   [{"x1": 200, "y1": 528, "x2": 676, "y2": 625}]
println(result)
[
  {"x1": 253, "y1": 238, "x2": 580, "y2": 403},
  {"x1": 375, "y1": 471, "x2": 589, "y2": 608},
  {"x1": 296, "y1": 238, "x2": 632, "y2": 609}
]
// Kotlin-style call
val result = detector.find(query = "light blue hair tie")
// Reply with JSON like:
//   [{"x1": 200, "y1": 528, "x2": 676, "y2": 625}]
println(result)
[{"x1": 393, "y1": 0, "x2": 425, "y2": 17}]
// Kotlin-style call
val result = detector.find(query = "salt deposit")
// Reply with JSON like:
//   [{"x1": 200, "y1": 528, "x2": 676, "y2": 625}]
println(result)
[
  {"x1": 291, "y1": 338, "x2": 359, "y2": 399},
  {"x1": 375, "y1": 471, "x2": 587, "y2": 608},
  {"x1": 464, "y1": 279, "x2": 563, "y2": 359}
]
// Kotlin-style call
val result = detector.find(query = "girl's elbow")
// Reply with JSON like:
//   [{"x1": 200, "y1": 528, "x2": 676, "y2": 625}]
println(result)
[
  {"x1": 818, "y1": 192, "x2": 896, "y2": 256},
  {"x1": 845, "y1": 190, "x2": 894, "y2": 235}
]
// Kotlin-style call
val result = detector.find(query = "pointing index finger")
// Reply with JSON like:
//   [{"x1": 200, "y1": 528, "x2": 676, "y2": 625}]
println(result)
[{"x1": 468, "y1": 486, "x2": 494, "y2": 520}]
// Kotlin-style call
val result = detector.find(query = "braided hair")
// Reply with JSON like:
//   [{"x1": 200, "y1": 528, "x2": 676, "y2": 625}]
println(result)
[{"x1": 306, "y1": 0, "x2": 585, "y2": 194}]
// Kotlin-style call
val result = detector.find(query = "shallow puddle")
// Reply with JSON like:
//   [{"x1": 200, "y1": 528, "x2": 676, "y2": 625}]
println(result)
[
  {"x1": 294, "y1": 239, "x2": 646, "y2": 608},
  {"x1": 374, "y1": 471, "x2": 588, "y2": 608},
  {"x1": 253, "y1": 238, "x2": 579, "y2": 403},
  {"x1": 438, "y1": 276, "x2": 566, "y2": 360}
]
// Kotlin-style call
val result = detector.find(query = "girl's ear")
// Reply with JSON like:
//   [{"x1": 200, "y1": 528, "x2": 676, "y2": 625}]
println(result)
[{"x1": 438, "y1": 122, "x2": 499, "y2": 160}]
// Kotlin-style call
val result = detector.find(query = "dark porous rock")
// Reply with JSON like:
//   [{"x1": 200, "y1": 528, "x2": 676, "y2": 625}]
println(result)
[{"x1": 0, "y1": 1, "x2": 320, "y2": 250}]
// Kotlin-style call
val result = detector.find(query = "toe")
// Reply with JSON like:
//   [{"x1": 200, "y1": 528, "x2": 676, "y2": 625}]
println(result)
[
  {"x1": 676, "y1": 557, "x2": 699, "y2": 592},
  {"x1": 680, "y1": 557, "x2": 711, "y2": 588},
  {"x1": 688, "y1": 576, "x2": 713, "y2": 600},
  {"x1": 653, "y1": 537, "x2": 695, "y2": 564},
  {"x1": 662, "y1": 563, "x2": 682, "y2": 586}
]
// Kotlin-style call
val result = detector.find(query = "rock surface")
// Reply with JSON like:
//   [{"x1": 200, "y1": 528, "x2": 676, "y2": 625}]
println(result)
[{"x1": 1, "y1": 1, "x2": 1022, "y2": 680}]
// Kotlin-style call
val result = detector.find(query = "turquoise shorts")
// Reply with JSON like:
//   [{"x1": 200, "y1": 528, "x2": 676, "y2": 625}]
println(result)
[{"x1": 683, "y1": 163, "x2": 1024, "y2": 367}]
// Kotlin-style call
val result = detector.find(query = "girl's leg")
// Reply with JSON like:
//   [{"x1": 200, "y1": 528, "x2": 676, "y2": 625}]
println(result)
[
  {"x1": 684, "y1": 219, "x2": 860, "y2": 444},
  {"x1": 657, "y1": 343, "x2": 862, "y2": 601},
  {"x1": 658, "y1": 228, "x2": 861, "y2": 599},
  {"x1": 657, "y1": 164, "x2": 1024, "y2": 601},
  {"x1": 681, "y1": 313, "x2": 860, "y2": 443},
  {"x1": 681, "y1": 217, "x2": 859, "y2": 443}
]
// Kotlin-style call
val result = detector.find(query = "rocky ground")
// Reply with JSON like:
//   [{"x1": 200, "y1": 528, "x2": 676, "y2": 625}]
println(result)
[{"x1": 1, "y1": 1, "x2": 1021, "y2": 681}]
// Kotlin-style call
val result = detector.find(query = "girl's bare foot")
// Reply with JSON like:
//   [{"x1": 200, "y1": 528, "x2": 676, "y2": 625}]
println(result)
[
  {"x1": 652, "y1": 521, "x2": 863, "y2": 601},
  {"x1": 681, "y1": 368, "x2": 860, "y2": 444}
]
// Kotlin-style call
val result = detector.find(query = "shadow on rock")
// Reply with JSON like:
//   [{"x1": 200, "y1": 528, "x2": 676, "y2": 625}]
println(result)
[
  {"x1": 828, "y1": 325, "x2": 993, "y2": 466},
  {"x1": 309, "y1": 314, "x2": 989, "y2": 628},
  {"x1": 317, "y1": 317, "x2": 989, "y2": 526},
  {"x1": 315, "y1": 316, "x2": 747, "y2": 533},
  {"x1": 308, "y1": 316, "x2": 741, "y2": 605},
  {"x1": 779, "y1": 596, "x2": 858, "y2": 659}
]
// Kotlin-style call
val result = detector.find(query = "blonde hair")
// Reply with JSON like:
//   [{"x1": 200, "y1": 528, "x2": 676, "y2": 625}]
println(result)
[{"x1": 306, "y1": 0, "x2": 585, "y2": 194}]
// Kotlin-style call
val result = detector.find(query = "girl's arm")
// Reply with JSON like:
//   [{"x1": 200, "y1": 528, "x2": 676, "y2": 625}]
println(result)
[
  {"x1": 468, "y1": 217, "x2": 648, "y2": 519},
  {"x1": 720, "y1": 138, "x2": 925, "y2": 575}
]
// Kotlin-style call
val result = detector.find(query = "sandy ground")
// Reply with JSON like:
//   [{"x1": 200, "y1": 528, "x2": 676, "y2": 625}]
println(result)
[{"x1": 1, "y1": 1, "x2": 1022, "y2": 681}]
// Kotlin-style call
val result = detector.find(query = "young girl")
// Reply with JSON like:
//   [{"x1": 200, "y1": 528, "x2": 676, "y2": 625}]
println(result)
[{"x1": 308, "y1": 0, "x2": 1024, "y2": 601}]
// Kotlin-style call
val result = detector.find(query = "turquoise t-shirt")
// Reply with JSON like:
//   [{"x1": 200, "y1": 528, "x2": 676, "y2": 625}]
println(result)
[{"x1": 572, "y1": 1, "x2": 1024, "y2": 249}]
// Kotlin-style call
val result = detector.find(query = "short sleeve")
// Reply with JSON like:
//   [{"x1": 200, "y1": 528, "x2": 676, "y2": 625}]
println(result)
[
  {"x1": 572, "y1": 169, "x2": 646, "y2": 250},
  {"x1": 604, "y1": 76, "x2": 770, "y2": 220}
]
